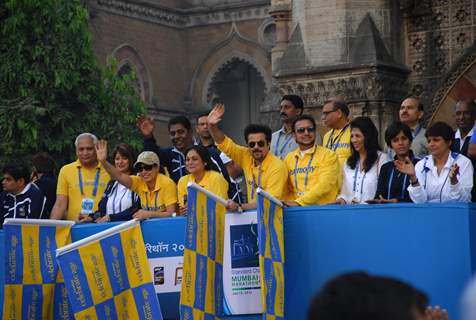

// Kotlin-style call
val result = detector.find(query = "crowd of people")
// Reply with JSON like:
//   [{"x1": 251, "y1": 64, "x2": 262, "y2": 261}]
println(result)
[{"x1": 1, "y1": 95, "x2": 476, "y2": 224}]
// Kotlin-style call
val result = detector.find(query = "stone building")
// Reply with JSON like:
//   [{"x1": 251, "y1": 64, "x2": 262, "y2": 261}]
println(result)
[{"x1": 87, "y1": 0, "x2": 476, "y2": 143}]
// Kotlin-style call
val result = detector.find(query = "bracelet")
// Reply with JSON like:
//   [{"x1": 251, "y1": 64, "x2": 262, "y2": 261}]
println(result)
[
  {"x1": 171, "y1": 212, "x2": 177, "y2": 217},
  {"x1": 237, "y1": 204, "x2": 243, "y2": 213}
]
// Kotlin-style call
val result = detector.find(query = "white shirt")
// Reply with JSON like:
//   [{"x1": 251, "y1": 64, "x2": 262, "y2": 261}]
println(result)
[
  {"x1": 338, "y1": 152, "x2": 389, "y2": 204},
  {"x1": 106, "y1": 181, "x2": 134, "y2": 215},
  {"x1": 455, "y1": 126, "x2": 474, "y2": 152},
  {"x1": 407, "y1": 153, "x2": 473, "y2": 203}
]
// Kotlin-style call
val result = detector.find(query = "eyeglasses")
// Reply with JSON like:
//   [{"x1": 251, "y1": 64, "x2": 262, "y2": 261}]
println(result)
[
  {"x1": 321, "y1": 109, "x2": 337, "y2": 117},
  {"x1": 136, "y1": 164, "x2": 155, "y2": 172},
  {"x1": 295, "y1": 126, "x2": 316, "y2": 134},
  {"x1": 248, "y1": 140, "x2": 266, "y2": 148}
]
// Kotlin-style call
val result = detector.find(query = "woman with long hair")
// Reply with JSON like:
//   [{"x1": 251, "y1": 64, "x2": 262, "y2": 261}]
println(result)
[
  {"x1": 396, "y1": 121, "x2": 473, "y2": 203},
  {"x1": 336, "y1": 117, "x2": 389, "y2": 204},
  {"x1": 177, "y1": 145, "x2": 228, "y2": 215}
]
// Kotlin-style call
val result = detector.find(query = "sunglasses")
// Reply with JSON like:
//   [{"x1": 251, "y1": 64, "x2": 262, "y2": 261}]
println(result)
[
  {"x1": 136, "y1": 164, "x2": 155, "y2": 172},
  {"x1": 248, "y1": 140, "x2": 266, "y2": 148},
  {"x1": 295, "y1": 126, "x2": 316, "y2": 134}
]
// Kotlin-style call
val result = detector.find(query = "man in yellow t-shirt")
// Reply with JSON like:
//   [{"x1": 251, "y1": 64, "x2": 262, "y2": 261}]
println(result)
[
  {"x1": 50, "y1": 133, "x2": 110, "y2": 221},
  {"x1": 283, "y1": 115, "x2": 340, "y2": 206},
  {"x1": 322, "y1": 99, "x2": 352, "y2": 167},
  {"x1": 207, "y1": 104, "x2": 288, "y2": 211}
]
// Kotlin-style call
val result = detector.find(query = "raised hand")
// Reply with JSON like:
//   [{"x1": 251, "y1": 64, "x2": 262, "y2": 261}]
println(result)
[
  {"x1": 394, "y1": 157, "x2": 416, "y2": 177},
  {"x1": 95, "y1": 140, "x2": 108, "y2": 163},
  {"x1": 136, "y1": 115, "x2": 155, "y2": 138},
  {"x1": 207, "y1": 103, "x2": 225, "y2": 126}
]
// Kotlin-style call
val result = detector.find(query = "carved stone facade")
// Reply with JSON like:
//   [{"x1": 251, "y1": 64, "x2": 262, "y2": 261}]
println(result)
[{"x1": 87, "y1": 0, "x2": 476, "y2": 143}]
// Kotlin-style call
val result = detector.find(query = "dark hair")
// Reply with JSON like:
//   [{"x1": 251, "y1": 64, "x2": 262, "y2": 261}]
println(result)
[
  {"x1": 347, "y1": 117, "x2": 381, "y2": 171},
  {"x1": 456, "y1": 98, "x2": 476, "y2": 117},
  {"x1": 3, "y1": 164, "x2": 30, "y2": 184},
  {"x1": 31, "y1": 152, "x2": 56, "y2": 175},
  {"x1": 384, "y1": 122, "x2": 413, "y2": 147},
  {"x1": 324, "y1": 99, "x2": 350, "y2": 117},
  {"x1": 404, "y1": 96, "x2": 424, "y2": 112},
  {"x1": 307, "y1": 272, "x2": 428, "y2": 320},
  {"x1": 425, "y1": 121, "x2": 454, "y2": 143},
  {"x1": 195, "y1": 112, "x2": 210, "y2": 123},
  {"x1": 168, "y1": 115, "x2": 192, "y2": 131},
  {"x1": 282, "y1": 95, "x2": 304, "y2": 110},
  {"x1": 185, "y1": 145, "x2": 218, "y2": 172},
  {"x1": 292, "y1": 114, "x2": 317, "y2": 132},
  {"x1": 244, "y1": 124, "x2": 272, "y2": 143},
  {"x1": 112, "y1": 143, "x2": 136, "y2": 174}
]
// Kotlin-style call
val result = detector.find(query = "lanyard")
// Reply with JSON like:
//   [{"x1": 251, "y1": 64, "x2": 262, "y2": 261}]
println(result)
[
  {"x1": 275, "y1": 131, "x2": 293, "y2": 158},
  {"x1": 78, "y1": 167, "x2": 101, "y2": 197},
  {"x1": 250, "y1": 163, "x2": 262, "y2": 200},
  {"x1": 387, "y1": 168, "x2": 408, "y2": 200},
  {"x1": 326, "y1": 124, "x2": 349, "y2": 151},
  {"x1": 145, "y1": 191, "x2": 159, "y2": 211},
  {"x1": 413, "y1": 125, "x2": 422, "y2": 139},
  {"x1": 293, "y1": 149, "x2": 316, "y2": 193},
  {"x1": 352, "y1": 161, "x2": 366, "y2": 198}
]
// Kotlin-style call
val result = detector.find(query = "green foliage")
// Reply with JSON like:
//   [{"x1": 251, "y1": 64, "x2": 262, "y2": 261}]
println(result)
[{"x1": 0, "y1": 0, "x2": 145, "y2": 167}]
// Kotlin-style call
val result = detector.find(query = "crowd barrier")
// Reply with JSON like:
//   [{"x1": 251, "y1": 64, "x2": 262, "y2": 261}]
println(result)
[{"x1": 0, "y1": 203, "x2": 475, "y2": 319}]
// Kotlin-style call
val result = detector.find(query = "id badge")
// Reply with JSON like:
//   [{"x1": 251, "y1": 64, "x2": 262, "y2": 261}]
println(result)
[{"x1": 81, "y1": 198, "x2": 94, "y2": 215}]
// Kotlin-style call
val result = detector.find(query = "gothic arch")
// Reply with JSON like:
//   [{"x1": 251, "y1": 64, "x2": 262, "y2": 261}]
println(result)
[
  {"x1": 186, "y1": 23, "x2": 271, "y2": 111},
  {"x1": 112, "y1": 44, "x2": 153, "y2": 104},
  {"x1": 428, "y1": 41, "x2": 476, "y2": 126}
]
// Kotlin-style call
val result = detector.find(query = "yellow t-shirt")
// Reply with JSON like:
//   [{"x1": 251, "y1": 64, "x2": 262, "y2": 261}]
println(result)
[
  {"x1": 177, "y1": 170, "x2": 229, "y2": 205},
  {"x1": 284, "y1": 145, "x2": 340, "y2": 205},
  {"x1": 217, "y1": 136, "x2": 288, "y2": 202},
  {"x1": 322, "y1": 125, "x2": 352, "y2": 168},
  {"x1": 56, "y1": 160, "x2": 110, "y2": 221},
  {"x1": 130, "y1": 174, "x2": 177, "y2": 211}
]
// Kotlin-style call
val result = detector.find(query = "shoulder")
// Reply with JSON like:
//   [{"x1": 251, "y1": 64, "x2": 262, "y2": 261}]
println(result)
[
  {"x1": 209, "y1": 170, "x2": 227, "y2": 183},
  {"x1": 454, "y1": 153, "x2": 472, "y2": 166},
  {"x1": 317, "y1": 145, "x2": 337, "y2": 158},
  {"x1": 177, "y1": 174, "x2": 191, "y2": 187},
  {"x1": 283, "y1": 149, "x2": 299, "y2": 164},
  {"x1": 59, "y1": 161, "x2": 79, "y2": 174}
]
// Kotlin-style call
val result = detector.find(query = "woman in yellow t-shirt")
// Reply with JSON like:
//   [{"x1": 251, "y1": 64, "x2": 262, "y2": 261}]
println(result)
[
  {"x1": 96, "y1": 140, "x2": 178, "y2": 220},
  {"x1": 177, "y1": 145, "x2": 228, "y2": 215}
]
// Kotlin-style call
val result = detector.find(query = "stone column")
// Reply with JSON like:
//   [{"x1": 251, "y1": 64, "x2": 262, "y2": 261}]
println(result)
[{"x1": 269, "y1": 0, "x2": 292, "y2": 74}]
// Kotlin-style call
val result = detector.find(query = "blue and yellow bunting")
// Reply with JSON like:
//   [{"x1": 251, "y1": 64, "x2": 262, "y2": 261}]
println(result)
[
  {"x1": 180, "y1": 183, "x2": 226, "y2": 320},
  {"x1": 257, "y1": 190, "x2": 285, "y2": 320},
  {"x1": 56, "y1": 220, "x2": 162, "y2": 320},
  {"x1": 2, "y1": 219, "x2": 75, "y2": 320}
]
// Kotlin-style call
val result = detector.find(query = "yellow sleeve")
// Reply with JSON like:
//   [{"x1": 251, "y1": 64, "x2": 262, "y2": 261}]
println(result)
[
  {"x1": 296, "y1": 149, "x2": 339, "y2": 206},
  {"x1": 177, "y1": 176, "x2": 188, "y2": 206},
  {"x1": 322, "y1": 131, "x2": 330, "y2": 149},
  {"x1": 216, "y1": 136, "x2": 249, "y2": 168},
  {"x1": 129, "y1": 176, "x2": 142, "y2": 193},
  {"x1": 162, "y1": 176, "x2": 178, "y2": 206},
  {"x1": 56, "y1": 166, "x2": 69, "y2": 196},
  {"x1": 264, "y1": 160, "x2": 289, "y2": 199}
]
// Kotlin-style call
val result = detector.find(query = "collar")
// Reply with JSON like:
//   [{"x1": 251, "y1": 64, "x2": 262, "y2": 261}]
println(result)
[
  {"x1": 193, "y1": 170, "x2": 211, "y2": 186},
  {"x1": 298, "y1": 145, "x2": 317, "y2": 158},
  {"x1": 252, "y1": 151, "x2": 274, "y2": 169},
  {"x1": 8, "y1": 183, "x2": 32, "y2": 197},
  {"x1": 140, "y1": 174, "x2": 163, "y2": 193},
  {"x1": 279, "y1": 126, "x2": 292, "y2": 135},
  {"x1": 455, "y1": 126, "x2": 475, "y2": 140}
]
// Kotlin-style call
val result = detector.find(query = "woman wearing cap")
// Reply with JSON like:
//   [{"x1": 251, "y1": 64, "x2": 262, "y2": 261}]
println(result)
[
  {"x1": 395, "y1": 121, "x2": 473, "y2": 203},
  {"x1": 94, "y1": 143, "x2": 141, "y2": 222},
  {"x1": 96, "y1": 140, "x2": 178, "y2": 219},
  {"x1": 177, "y1": 145, "x2": 228, "y2": 215}
]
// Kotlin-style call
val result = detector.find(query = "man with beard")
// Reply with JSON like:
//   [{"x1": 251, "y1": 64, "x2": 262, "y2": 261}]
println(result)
[
  {"x1": 207, "y1": 104, "x2": 288, "y2": 211},
  {"x1": 137, "y1": 115, "x2": 231, "y2": 187},
  {"x1": 395, "y1": 96, "x2": 428, "y2": 159},
  {"x1": 283, "y1": 115, "x2": 340, "y2": 206},
  {"x1": 271, "y1": 95, "x2": 321, "y2": 159}
]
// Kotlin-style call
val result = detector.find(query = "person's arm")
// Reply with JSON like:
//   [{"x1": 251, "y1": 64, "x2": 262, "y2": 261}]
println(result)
[
  {"x1": 468, "y1": 133, "x2": 476, "y2": 158},
  {"x1": 336, "y1": 164, "x2": 352, "y2": 204},
  {"x1": 397, "y1": 158, "x2": 428, "y2": 203},
  {"x1": 295, "y1": 151, "x2": 339, "y2": 206},
  {"x1": 447, "y1": 158, "x2": 473, "y2": 202},
  {"x1": 50, "y1": 195, "x2": 68, "y2": 220},
  {"x1": 207, "y1": 104, "x2": 226, "y2": 144},
  {"x1": 96, "y1": 140, "x2": 132, "y2": 189}
]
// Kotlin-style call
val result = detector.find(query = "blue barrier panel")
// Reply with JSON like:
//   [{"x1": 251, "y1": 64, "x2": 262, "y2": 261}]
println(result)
[
  {"x1": 284, "y1": 203, "x2": 476, "y2": 320},
  {"x1": 0, "y1": 204, "x2": 474, "y2": 320}
]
